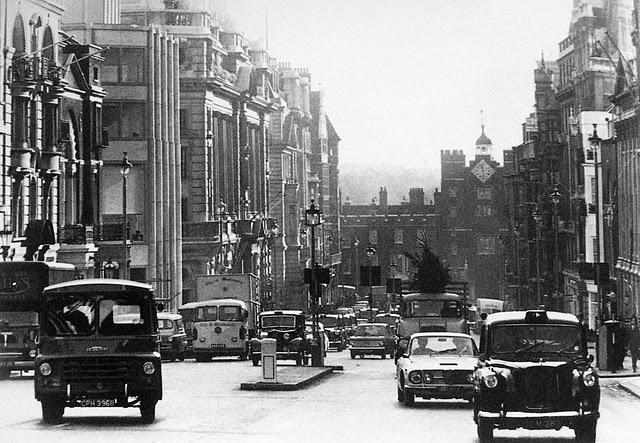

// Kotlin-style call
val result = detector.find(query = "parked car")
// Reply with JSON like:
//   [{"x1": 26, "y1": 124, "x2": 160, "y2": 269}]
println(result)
[
  {"x1": 157, "y1": 312, "x2": 188, "y2": 362},
  {"x1": 473, "y1": 310, "x2": 600, "y2": 442},
  {"x1": 318, "y1": 314, "x2": 348, "y2": 351},
  {"x1": 375, "y1": 312, "x2": 401, "y2": 335},
  {"x1": 343, "y1": 313, "x2": 357, "y2": 338},
  {"x1": 250, "y1": 310, "x2": 310, "y2": 366},
  {"x1": 349, "y1": 323, "x2": 396, "y2": 359},
  {"x1": 396, "y1": 332, "x2": 478, "y2": 406}
]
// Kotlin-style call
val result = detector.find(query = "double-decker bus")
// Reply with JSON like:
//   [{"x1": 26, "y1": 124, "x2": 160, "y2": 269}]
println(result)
[
  {"x1": 184, "y1": 298, "x2": 250, "y2": 361},
  {"x1": 0, "y1": 262, "x2": 76, "y2": 378}
]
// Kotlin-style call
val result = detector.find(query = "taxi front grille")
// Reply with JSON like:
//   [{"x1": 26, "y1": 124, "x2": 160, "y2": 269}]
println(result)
[
  {"x1": 61, "y1": 358, "x2": 136, "y2": 381},
  {"x1": 524, "y1": 366, "x2": 559, "y2": 409}
]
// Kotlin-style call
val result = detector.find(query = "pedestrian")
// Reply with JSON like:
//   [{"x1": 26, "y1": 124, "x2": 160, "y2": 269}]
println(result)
[
  {"x1": 630, "y1": 317, "x2": 640, "y2": 373},
  {"x1": 476, "y1": 312, "x2": 488, "y2": 334}
]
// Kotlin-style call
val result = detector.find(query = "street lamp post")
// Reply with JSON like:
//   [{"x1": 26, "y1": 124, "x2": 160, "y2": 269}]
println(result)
[
  {"x1": 122, "y1": 152, "x2": 132, "y2": 280},
  {"x1": 550, "y1": 187, "x2": 561, "y2": 311},
  {"x1": 589, "y1": 124, "x2": 604, "y2": 323},
  {"x1": 305, "y1": 199, "x2": 324, "y2": 367},
  {"x1": 532, "y1": 204, "x2": 544, "y2": 308},
  {"x1": 366, "y1": 246, "x2": 376, "y2": 322}
]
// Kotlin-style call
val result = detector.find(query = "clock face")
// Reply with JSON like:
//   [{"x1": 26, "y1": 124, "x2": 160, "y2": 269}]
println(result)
[{"x1": 471, "y1": 160, "x2": 495, "y2": 183}]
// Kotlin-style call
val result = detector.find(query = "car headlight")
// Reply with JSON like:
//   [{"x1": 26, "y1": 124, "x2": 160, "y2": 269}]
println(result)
[
  {"x1": 29, "y1": 349, "x2": 37, "y2": 358},
  {"x1": 408, "y1": 370, "x2": 422, "y2": 384},
  {"x1": 378, "y1": 341, "x2": 384, "y2": 346},
  {"x1": 39, "y1": 362, "x2": 52, "y2": 377},
  {"x1": 284, "y1": 333, "x2": 290, "y2": 340},
  {"x1": 484, "y1": 373, "x2": 498, "y2": 389},
  {"x1": 143, "y1": 361, "x2": 155, "y2": 375},
  {"x1": 423, "y1": 372, "x2": 433, "y2": 383},
  {"x1": 583, "y1": 370, "x2": 596, "y2": 387},
  {"x1": 199, "y1": 337, "x2": 205, "y2": 342}
]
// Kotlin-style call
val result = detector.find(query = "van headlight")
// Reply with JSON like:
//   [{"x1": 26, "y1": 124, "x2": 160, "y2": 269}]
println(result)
[
  {"x1": 143, "y1": 362, "x2": 156, "y2": 375},
  {"x1": 29, "y1": 349, "x2": 37, "y2": 358},
  {"x1": 39, "y1": 362, "x2": 52, "y2": 376},
  {"x1": 484, "y1": 373, "x2": 498, "y2": 389},
  {"x1": 583, "y1": 370, "x2": 596, "y2": 387}
]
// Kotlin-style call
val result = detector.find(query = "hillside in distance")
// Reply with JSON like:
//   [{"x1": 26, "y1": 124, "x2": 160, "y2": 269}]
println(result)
[{"x1": 339, "y1": 163, "x2": 440, "y2": 205}]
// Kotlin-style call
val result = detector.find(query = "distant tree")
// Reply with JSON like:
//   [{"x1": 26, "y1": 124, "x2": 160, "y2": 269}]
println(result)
[{"x1": 405, "y1": 233, "x2": 451, "y2": 293}]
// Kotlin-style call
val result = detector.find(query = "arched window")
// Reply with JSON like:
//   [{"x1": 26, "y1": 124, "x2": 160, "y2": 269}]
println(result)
[
  {"x1": 12, "y1": 15, "x2": 26, "y2": 56},
  {"x1": 42, "y1": 26, "x2": 54, "y2": 61}
]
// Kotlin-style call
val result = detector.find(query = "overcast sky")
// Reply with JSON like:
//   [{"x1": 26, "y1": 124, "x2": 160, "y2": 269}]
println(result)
[{"x1": 223, "y1": 0, "x2": 573, "y2": 169}]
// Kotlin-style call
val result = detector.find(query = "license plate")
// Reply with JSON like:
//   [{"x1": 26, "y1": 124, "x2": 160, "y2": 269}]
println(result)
[
  {"x1": 534, "y1": 418, "x2": 558, "y2": 429},
  {"x1": 211, "y1": 344, "x2": 226, "y2": 348},
  {"x1": 79, "y1": 399, "x2": 116, "y2": 407}
]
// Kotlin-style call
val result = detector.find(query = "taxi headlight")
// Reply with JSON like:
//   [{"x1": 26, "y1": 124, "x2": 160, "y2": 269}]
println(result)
[
  {"x1": 284, "y1": 333, "x2": 290, "y2": 340},
  {"x1": 408, "y1": 371, "x2": 422, "y2": 384},
  {"x1": 467, "y1": 372, "x2": 475, "y2": 383},
  {"x1": 29, "y1": 349, "x2": 37, "y2": 358},
  {"x1": 484, "y1": 373, "x2": 498, "y2": 389},
  {"x1": 583, "y1": 371, "x2": 596, "y2": 387},
  {"x1": 39, "y1": 362, "x2": 52, "y2": 376},
  {"x1": 259, "y1": 331, "x2": 269, "y2": 339},
  {"x1": 143, "y1": 361, "x2": 155, "y2": 375}
]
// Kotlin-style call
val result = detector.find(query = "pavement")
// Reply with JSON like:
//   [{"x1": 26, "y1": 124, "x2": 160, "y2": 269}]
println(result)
[
  {"x1": 239, "y1": 364, "x2": 342, "y2": 391},
  {"x1": 586, "y1": 342, "x2": 640, "y2": 400}
]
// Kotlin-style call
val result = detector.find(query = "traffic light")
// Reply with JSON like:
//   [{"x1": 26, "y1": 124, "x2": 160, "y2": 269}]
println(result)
[{"x1": 360, "y1": 266, "x2": 381, "y2": 286}]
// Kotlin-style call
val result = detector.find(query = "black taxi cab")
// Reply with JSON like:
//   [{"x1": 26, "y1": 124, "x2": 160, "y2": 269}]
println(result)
[
  {"x1": 250, "y1": 310, "x2": 310, "y2": 366},
  {"x1": 473, "y1": 310, "x2": 599, "y2": 442}
]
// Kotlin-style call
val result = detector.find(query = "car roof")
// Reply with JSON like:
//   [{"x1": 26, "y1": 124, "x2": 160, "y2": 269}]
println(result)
[
  {"x1": 486, "y1": 310, "x2": 579, "y2": 325},
  {"x1": 402, "y1": 292, "x2": 462, "y2": 301},
  {"x1": 178, "y1": 299, "x2": 247, "y2": 309},
  {"x1": 356, "y1": 322, "x2": 387, "y2": 327},
  {"x1": 375, "y1": 313, "x2": 400, "y2": 318},
  {"x1": 157, "y1": 312, "x2": 183, "y2": 320},
  {"x1": 408, "y1": 332, "x2": 474, "y2": 339},
  {"x1": 45, "y1": 278, "x2": 153, "y2": 293},
  {"x1": 260, "y1": 310, "x2": 304, "y2": 316}
]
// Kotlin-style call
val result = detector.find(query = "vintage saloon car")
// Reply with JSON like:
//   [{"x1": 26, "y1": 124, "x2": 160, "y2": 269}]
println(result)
[
  {"x1": 250, "y1": 310, "x2": 310, "y2": 366},
  {"x1": 349, "y1": 323, "x2": 396, "y2": 359},
  {"x1": 473, "y1": 310, "x2": 600, "y2": 442},
  {"x1": 396, "y1": 332, "x2": 478, "y2": 406},
  {"x1": 157, "y1": 312, "x2": 188, "y2": 362},
  {"x1": 318, "y1": 314, "x2": 348, "y2": 351}
]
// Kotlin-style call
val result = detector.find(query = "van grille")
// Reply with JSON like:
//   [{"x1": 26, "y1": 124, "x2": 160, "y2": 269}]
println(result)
[{"x1": 61, "y1": 358, "x2": 136, "y2": 381}]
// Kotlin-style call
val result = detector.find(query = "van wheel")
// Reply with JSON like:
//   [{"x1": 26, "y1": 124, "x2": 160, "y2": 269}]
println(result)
[
  {"x1": 252, "y1": 356, "x2": 260, "y2": 366},
  {"x1": 41, "y1": 398, "x2": 65, "y2": 423},
  {"x1": 140, "y1": 398, "x2": 157, "y2": 424}
]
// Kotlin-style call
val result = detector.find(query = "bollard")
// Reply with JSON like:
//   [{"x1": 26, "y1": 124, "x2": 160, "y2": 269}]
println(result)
[{"x1": 261, "y1": 338, "x2": 277, "y2": 383}]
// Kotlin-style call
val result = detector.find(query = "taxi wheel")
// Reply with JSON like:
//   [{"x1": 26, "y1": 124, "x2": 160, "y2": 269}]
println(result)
[
  {"x1": 41, "y1": 398, "x2": 65, "y2": 424},
  {"x1": 295, "y1": 354, "x2": 303, "y2": 366},
  {"x1": 381, "y1": 352, "x2": 387, "y2": 359},
  {"x1": 477, "y1": 419, "x2": 494, "y2": 442},
  {"x1": 177, "y1": 351, "x2": 186, "y2": 361},
  {"x1": 574, "y1": 420, "x2": 597, "y2": 443},
  {"x1": 140, "y1": 398, "x2": 157, "y2": 424},
  {"x1": 303, "y1": 355, "x2": 310, "y2": 366}
]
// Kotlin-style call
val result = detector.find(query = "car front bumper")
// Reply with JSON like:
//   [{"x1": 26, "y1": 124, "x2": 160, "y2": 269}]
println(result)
[
  {"x1": 477, "y1": 409, "x2": 599, "y2": 430},
  {"x1": 350, "y1": 346, "x2": 385, "y2": 354},
  {"x1": 405, "y1": 383, "x2": 473, "y2": 399}
]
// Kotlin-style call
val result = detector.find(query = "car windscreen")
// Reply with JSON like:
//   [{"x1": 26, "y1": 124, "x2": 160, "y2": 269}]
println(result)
[
  {"x1": 158, "y1": 319, "x2": 174, "y2": 330},
  {"x1": 404, "y1": 300, "x2": 462, "y2": 318},
  {"x1": 319, "y1": 316, "x2": 338, "y2": 327},
  {"x1": 410, "y1": 335, "x2": 476, "y2": 356},
  {"x1": 196, "y1": 306, "x2": 218, "y2": 322},
  {"x1": 261, "y1": 315, "x2": 296, "y2": 328},
  {"x1": 43, "y1": 293, "x2": 148, "y2": 336},
  {"x1": 491, "y1": 324, "x2": 583, "y2": 355},
  {"x1": 355, "y1": 325, "x2": 386, "y2": 336},
  {"x1": 219, "y1": 305, "x2": 242, "y2": 321}
]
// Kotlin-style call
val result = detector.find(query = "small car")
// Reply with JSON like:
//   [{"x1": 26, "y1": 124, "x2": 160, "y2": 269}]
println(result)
[
  {"x1": 250, "y1": 310, "x2": 310, "y2": 366},
  {"x1": 396, "y1": 332, "x2": 478, "y2": 406},
  {"x1": 375, "y1": 312, "x2": 401, "y2": 335},
  {"x1": 473, "y1": 310, "x2": 600, "y2": 442},
  {"x1": 318, "y1": 314, "x2": 348, "y2": 351},
  {"x1": 157, "y1": 312, "x2": 188, "y2": 361},
  {"x1": 349, "y1": 323, "x2": 396, "y2": 359}
]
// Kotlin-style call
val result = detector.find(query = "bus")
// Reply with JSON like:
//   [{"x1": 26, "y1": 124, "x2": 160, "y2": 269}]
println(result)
[
  {"x1": 476, "y1": 297, "x2": 504, "y2": 317},
  {"x1": 397, "y1": 292, "x2": 469, "y2": 340},
  {"x1": 185, "y1": 299, "x2": 250, "y2": 362},
  {"x1": 36, "y1": 279, "x2": 162, "y2": 423},
  {"x1": 0, "y1": 261, "x2": 76, "y2": 378}
]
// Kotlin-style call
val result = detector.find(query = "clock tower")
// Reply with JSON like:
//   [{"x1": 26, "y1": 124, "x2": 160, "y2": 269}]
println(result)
[{"x1": 475, "y1": 123, "x2": 493, "y2": 157}]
